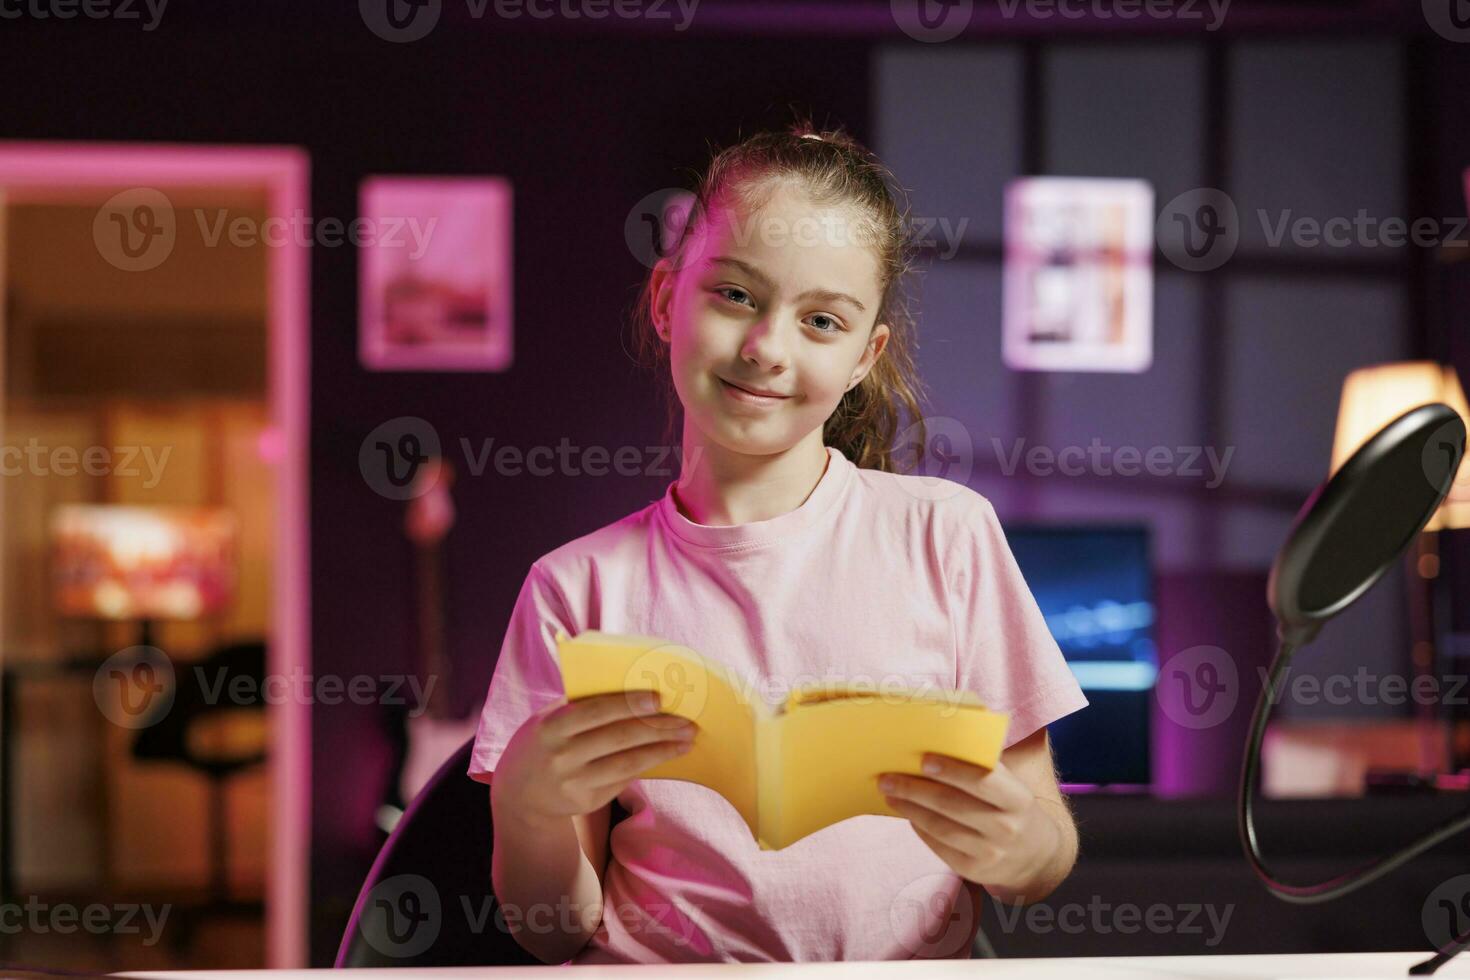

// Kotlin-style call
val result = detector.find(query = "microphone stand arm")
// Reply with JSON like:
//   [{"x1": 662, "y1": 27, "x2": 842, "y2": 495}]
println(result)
[{"x1": 1238, "y1": 633, "x2": 1470, "y2": 975}]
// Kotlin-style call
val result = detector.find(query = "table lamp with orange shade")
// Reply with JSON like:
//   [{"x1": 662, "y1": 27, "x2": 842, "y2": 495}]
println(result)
[
  {"x1": 1329, "y1": 362, "x2": 1470, "y2": 780},
  {"x1": 49, "y1": 504, "x2": 238, "y2": 651}
]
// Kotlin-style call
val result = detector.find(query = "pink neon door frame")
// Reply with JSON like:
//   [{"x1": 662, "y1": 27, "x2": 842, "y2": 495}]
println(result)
[{"x1": 0, "y1": 141, "x2": 311, "y2": 968}]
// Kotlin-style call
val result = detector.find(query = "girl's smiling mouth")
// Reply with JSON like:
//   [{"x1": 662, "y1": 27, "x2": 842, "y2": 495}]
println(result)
[{"x1": 719, "y1": 377, "x2": 793, "y2": 405}]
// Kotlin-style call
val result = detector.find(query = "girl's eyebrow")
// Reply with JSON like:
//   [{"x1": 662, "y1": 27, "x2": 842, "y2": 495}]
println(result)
[{"x1": 707, "y1": 256, "x2": 868, "y2": 313}]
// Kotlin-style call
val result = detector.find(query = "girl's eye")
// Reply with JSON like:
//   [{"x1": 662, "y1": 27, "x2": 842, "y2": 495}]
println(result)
[
  {"x1": 717, "y1": 287, "x2": 753, "y2": 307},
  {"x1": 715, "y1": 287, "x2": 843, "y2": 334}
]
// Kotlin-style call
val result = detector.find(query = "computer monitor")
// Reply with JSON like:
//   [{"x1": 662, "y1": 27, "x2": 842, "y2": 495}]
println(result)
[{"x1": 1001, "y1": 523, "x2": 1156, "y2": 787}]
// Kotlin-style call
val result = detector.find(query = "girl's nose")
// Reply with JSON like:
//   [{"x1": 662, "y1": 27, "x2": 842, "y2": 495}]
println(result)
[{"x1": 740, "y1": 315, "x2": 791, "y2": 370}]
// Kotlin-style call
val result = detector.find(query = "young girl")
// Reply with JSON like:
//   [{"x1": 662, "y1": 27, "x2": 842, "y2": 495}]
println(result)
[{"x1": 468, "y1": 123, "x2": 1088, "y2": 964}]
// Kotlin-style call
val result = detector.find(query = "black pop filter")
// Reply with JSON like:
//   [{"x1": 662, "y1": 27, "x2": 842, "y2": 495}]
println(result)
[{"x1": 1267, "y1": 402, "x2": 1465, "y2": 645}]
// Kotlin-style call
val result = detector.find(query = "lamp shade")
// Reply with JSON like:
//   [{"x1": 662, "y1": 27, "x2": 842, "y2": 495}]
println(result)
[
  {"x1": 50, "y1": 505, "x2": 238, "y2": 620},
  {"x1": 1330, "y1": 361, "x2": 1470, "y2": 531}
]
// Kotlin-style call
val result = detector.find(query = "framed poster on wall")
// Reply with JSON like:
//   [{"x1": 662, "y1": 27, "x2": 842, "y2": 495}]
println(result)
[
  {"x1": 358, "y1": 175, "x2": 513, "y2": 372},
  {"x1": 1002, "y1": 177, "x2": 1153, "y2": 373}
]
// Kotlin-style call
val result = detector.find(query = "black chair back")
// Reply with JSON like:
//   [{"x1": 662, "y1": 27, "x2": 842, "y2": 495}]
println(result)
[
  {"x1": 338, "y1": 737, "x2": 632, "y2": 967},
  {"x1": 336, "y1": 737, "x2": 540, "y2": 967}
]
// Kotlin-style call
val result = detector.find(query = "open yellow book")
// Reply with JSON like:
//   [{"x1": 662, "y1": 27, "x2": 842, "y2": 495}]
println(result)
[{"x1": 555, "y1": 629, "x2": 1010, "y2": 851}]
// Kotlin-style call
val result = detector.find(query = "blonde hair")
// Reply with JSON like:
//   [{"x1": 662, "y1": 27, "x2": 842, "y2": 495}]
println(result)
[{"x1": 629, "y1": 119, "x2": 931, "y2": 474}]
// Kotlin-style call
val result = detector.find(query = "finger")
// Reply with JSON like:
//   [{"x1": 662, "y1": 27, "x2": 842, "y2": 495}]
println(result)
[
  {"x1": 922, "y1": 754, "x2": 1031, "y2": 812},
  {"x1": 886, "y1": 793, "x2": 988, "y2": 852},
  {"x1": 881, "y1": 774, "x2": 998, "y2": 835},
  {"x1": 562, "y1": 713, "x2": 697, "y2": 769},
  {"x1": 544, "y1": 690, "x2": 666, "y2": 739},
  {"x1": 582, "y1": 737, "x2": 694, "y2": 788}
]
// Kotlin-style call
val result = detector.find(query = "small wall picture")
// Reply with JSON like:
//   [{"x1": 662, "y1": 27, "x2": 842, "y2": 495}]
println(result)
[
  {"x1": 359, "y1": 176, "x2": 513, "y2": 372},
  {"x1": 1002, "y1": 177, "x2": 1153, "y2": 373}
]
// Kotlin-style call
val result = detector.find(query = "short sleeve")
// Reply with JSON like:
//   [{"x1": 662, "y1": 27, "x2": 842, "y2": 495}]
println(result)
[
  {"x1": 944, "y1": 494, "x2": 1089, "y2": 750},
  {"x1": 466, "y1": 561, "x2": 577, "y2": 784}
]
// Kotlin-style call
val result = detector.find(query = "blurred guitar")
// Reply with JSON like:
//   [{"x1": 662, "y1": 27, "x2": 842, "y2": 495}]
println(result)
[{"x1": 381, "y1": 456, "x2": 478, "y2": 829}]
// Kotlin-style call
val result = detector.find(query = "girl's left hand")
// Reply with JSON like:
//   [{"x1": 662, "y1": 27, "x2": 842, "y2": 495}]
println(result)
[{"x1": 877, "y1": 753, "x2": 1059, "y2": 895}]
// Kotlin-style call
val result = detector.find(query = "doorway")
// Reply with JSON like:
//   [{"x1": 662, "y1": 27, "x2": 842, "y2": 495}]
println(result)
[{"x1": 0, "y1": 143, "x2": 310, "y2": 970}]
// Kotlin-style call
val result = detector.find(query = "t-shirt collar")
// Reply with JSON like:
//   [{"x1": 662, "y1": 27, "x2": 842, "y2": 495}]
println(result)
[{"x1": 656, "y1": 445, "x2": 853, "y2": 550}]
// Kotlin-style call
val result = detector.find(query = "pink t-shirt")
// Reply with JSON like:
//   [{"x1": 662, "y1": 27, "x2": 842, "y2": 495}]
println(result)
[{"x1": 468, "y1": 444, "x2": 1088, "y2": 963}]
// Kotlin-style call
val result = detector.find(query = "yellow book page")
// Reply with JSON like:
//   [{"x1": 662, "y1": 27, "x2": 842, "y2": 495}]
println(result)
[
  {"x1": 555, "y1": 630, "x2": 760, "y2": 840},
  {"x1": 768, "y1": 688, "x2": 1009, "y2": 850}
]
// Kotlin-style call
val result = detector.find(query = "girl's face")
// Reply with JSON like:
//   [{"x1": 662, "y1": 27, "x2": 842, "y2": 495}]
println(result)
[{"x1": 651, "y1": 182, "x2": 891, "y2": 458}]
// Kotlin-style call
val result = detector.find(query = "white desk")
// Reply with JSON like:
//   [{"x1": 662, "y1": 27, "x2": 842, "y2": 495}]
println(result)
[{"x1": 118, "y1": 951, "x2": 1470, "y2": 978}]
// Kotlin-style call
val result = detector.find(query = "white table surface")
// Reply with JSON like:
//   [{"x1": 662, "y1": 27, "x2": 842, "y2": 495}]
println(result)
[{"x1": 116, "y1": 951, "x2": 1470, "y2": 979}]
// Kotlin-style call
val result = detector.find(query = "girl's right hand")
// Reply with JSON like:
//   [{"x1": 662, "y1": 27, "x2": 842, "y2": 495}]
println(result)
[{"x1": 491, "y1": 690, "x2": 698, "y2": 822}]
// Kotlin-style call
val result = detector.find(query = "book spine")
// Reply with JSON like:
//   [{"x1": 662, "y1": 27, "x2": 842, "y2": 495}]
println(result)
[{"x1": 754, "y1": 712, "x2": 781, "y2": 850}]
